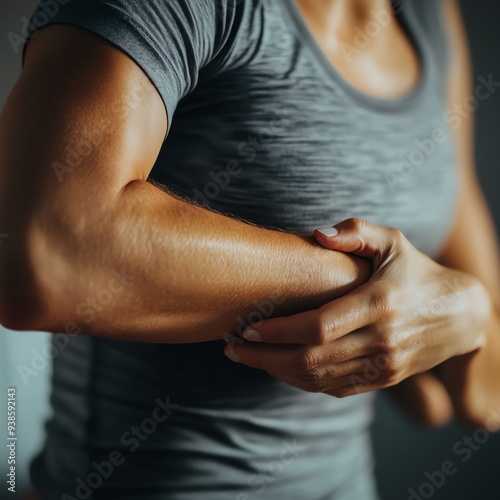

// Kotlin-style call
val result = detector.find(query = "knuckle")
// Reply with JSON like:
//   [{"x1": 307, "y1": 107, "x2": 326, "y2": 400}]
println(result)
[
  {"x1": 371, "y1": 333, "x2": 388, "y2": 354},
  {"x1": 383, "y1": 351, "x2": 405, "y2": 382},
  {"x1": 359, "y1": 358, "x2": 383, "y2": 383},
  {"x1": 312, "y1": 313, "x2": 334, "y2": 345},
  {"x1": 369, "y1": 284, "x2": 400, "y2": 322},
  {"x1": 295, "y1": 347, "x2": 320, "y2": 373},
  {"x1": 302, "y1": 368, "x2": 326, "y2": 392},
  {"x1": 345, "y1": 217, "x2": 365, "y2": 232},
  {"x1": 377, "y1": 330, "x2": 401, "y2": 355},
  {"x1": 389, "y1": 227, "x2": 408, "y2": 250},
  {"x1": 384, "y1": 353, "x2": 399, "y2": 373},
  {"x1": 369, "y1": 288, "x2": 391, "y2": 317}
]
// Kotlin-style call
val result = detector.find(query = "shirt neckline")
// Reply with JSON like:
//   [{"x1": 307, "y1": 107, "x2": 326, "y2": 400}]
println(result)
[{"x1": 278, "y1": 0, "x2": 430, "y2": 112}]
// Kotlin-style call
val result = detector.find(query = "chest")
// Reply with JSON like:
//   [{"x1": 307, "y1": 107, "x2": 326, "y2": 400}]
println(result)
[
  {"x1": 293, "y1": 0, "x2": 422, "y2": 100},
  {"x1": 155, "y1": 3, "x2": 458, "y2": 257}
]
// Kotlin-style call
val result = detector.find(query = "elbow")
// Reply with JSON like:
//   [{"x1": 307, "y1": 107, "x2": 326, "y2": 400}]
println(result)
[
  {"x1": 450, "y1": 369, "x2": 500, "y2": 431},
  {"x1": 0, "y1": 235, "x2": 58, "y2": 332},
  {"x1": 416, "y1": 406, "x2": 455, "y2": 429},
  {"x1": 0, "y1": 305, "x2": 44, "y2": 332},
  {"x1": 0, "y1": 297, "x2": 48, "y2": 334},
  {"x1": 455, "y1": 404, "x2": 500, "y2": 432},
  {"x1": 0, "y1": 266, "x2": 48, "y2": 332},
  {"x1": 451, "y1": 386, "x2": 500, "y2": 431}
]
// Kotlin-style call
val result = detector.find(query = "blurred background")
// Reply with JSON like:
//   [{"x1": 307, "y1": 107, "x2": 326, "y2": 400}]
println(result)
[{"x1": 0, "y1": 1, "x2": 499, "y2": 499}]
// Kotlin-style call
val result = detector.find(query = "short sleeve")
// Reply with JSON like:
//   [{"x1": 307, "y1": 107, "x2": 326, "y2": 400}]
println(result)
[{"x1": 22, "y1": 0, "x2": 241, "y2": 136}]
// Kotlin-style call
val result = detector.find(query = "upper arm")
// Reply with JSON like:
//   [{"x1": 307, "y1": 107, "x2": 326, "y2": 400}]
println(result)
[
  {"x1": 0, "y1": 0, "x2": 246, "y2": 325},
  {"x1": 0, "y1": 0, "x2": 248, "y2": 235},
  {"x1": 1, "y1": 22, "x2": 167, "y2": 200},
  {"x1": 436, "y1": 0, "x2": 500, "y2": 305},
  {"x1": 0, "y1": 0, "x2": 244, "y2": 220},
  {"x1": 12, "y1": 23, "x2": 167, "y2": 189},
  {"x1": 0, "y1": 25, "x2": 167, "y2": 321}
]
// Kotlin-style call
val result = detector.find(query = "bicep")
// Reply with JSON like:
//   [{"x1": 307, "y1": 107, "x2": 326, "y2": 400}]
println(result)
[
  {"x1": 1, "y1": 24, "x2": 167, "y2": 215},
  {"x1": 436, "y1": 0, "x2": 500, "y2": 305}
]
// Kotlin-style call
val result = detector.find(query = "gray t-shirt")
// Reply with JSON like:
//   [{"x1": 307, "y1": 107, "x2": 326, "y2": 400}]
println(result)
[{"x1": 24, "y1": 1, "x2": 457, "y2": 499}]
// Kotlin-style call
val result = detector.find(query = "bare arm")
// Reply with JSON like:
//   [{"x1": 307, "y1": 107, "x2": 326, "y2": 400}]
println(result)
[
  {"x1": 385, "y1": 0, "x2": 500, "y2": 429},
  {"x1": 435, "y1": 0, "x2": 500, "y2": 427},
  {"x1": 0, "y1": 25, "x2": 371, "y2": 343}
]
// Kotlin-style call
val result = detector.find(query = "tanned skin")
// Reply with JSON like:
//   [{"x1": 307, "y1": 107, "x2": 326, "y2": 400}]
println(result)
[{"x1": 0, "y1": 25, "x2": 371, "y2": 341}]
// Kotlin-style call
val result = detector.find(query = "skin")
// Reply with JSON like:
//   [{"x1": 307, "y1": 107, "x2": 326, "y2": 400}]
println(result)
[
  {"x1": 295, "y1": 0, "x2": 421, "y2": 98},
  {"x1": 0, "y1": 26, "x2": 372, "y2": 342},
  {"x1": 227, "y1": 0, "x2": 500, "y2": 429},
  {"x1": 0, "y1": 0, "x2": 497, "y2": 451}
]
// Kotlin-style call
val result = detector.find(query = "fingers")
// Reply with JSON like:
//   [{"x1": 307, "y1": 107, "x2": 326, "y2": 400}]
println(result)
[
  {"x1": 225, "y1": 332, "x2": 382, "y2": 385},
  {"x1": 226, "y1": 339, "x2": 388, "y2": 394},
  {"x1": 242, "y1": 284, "x2": 379, "y2": 345},
  {"x1": 228, "y1": 328, "x2": 376, "y2": 367},
  {"x1": 313, "y1": 218, "x2": 406, "y2": 260},
  {"x1": 278, "y1": 367, "x2": 368, "y2": 394},
  {"x1": 316, "y1": 328, "x2": 379, "y2": 363}
]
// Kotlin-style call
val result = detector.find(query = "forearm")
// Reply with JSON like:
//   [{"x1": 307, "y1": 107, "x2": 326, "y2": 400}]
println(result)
[
  {"x1": 436, "y1": 0, "x2": 500, "y2": 428},
  {"x1": 1, "y1": 180, "x2": 371, "y2": 342},
  {"x1": 433, "y1": 179, "x2": 500, "y2": 427}
]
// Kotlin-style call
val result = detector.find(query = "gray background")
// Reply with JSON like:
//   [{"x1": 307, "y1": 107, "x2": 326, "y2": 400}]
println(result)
[{"x1": 0, "y1": 1, "x2": 498, "y2": 499}]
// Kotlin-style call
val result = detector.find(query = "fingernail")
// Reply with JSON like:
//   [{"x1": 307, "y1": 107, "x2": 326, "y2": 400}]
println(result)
[
  {"x1": 316, "y1": 226, "x2": 338, "y2": 237},
  {"x1": 225, "y1": 345, "x2": 240, "y2": 363},
  {"x1": 243, "y1": 329, "x2": 262, "y2": 342}
]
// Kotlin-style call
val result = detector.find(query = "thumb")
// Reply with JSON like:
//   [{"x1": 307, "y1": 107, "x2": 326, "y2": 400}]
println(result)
[{"x1": 313, "y1": 218, "x2": 398, "y2": 259}]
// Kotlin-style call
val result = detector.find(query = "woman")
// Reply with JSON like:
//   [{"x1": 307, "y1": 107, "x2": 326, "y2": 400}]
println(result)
[{"x1": 1, "y1": 0, "x2": 498, "y2": 499}]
